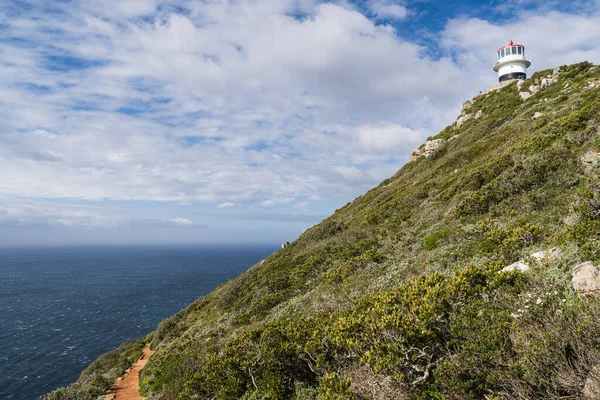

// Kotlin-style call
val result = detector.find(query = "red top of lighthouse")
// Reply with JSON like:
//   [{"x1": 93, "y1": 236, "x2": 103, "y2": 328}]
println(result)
[{"x1": 497, "y1": 40, "x2": 523, "y2": 52}]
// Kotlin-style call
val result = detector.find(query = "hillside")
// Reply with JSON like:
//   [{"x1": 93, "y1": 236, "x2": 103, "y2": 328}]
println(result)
[{"x1": 45, "y1": 62, "x2": 600, "y2": 400}]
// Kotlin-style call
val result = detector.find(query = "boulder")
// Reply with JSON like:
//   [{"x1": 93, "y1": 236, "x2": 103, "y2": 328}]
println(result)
[
  {"x1": 423, "y1": 139, "x2": 446, "y2": 156},
  {"x1": 410, "y1": 139, "x2": 447, "y2": 161},
  {"x1": 499, "y1": 248, "x2": 560, "y2": 274},
  {"x1": 541, "y1": 77, "x2": 556, "y2": 88},
  {"x1": 529, "y1": 85, "x2": 540, "y2": 94},
  {"x1": 553, "y1": 66, "x2": 561, "y2": 77},
  {"x1": 530, "y1": 247, "x2": 559, "y2": 262},
  {"x1": 456, "y1": 113, "x2": 472, "y2": 128},
  {"x1": 500, "y1": 261, "x2": 530, "y2": 273},
  {"x1": 572, "y1": 261, "x2": 600, "y2": 294},
  {"x1": 581, "y1": 150, "x2": 599, "y2": 174},
  {"x1": 533, "y1": 112, "x2": 543, "y2": 119},
  {"x1": 517, "y1": 80, "x2": 525, "y2": 90},
  {"x1": 281, "y1": 241, "x2": 290, "y2": 249},
  {"x1": 519, "y1": 91, "x2": 532, "y2": 100},
  {"x1": 461, "y1": 99, "x2": 474, "y2": 114}
]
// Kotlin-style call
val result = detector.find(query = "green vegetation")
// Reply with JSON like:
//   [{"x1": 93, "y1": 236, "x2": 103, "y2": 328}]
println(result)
[
  {"x1": 45, "y1": 62, "x2": 600, "y2": 399},
  {"x1": 43, "y1": 339, "x2": 146, "y2": 400}
]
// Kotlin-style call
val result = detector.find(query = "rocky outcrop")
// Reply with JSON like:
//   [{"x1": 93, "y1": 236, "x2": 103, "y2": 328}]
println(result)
[
  {"x1": 460, "y1": 99, "x2": 474, "y2": 114},
  {"x1": 499, "y1": 248, "x2": 560, "y2": 273},
  {"x1": 478, "y1": 80, "x2": 512, "y2": 96},
  {"x1": 518, "y1": 67, "x2": 562, "y2": 101},
  {"x1": 540, "y1": 77, "x2": 554, "y2": 88},
  {"x1": 410, "y1": 139, "x2": 447, "y2": 161},
  {"x1": 519, "y1": 91, "x2": 532, "y2": 100},
  {"x1": 572, "y1": 261, "x2": 600, "y2": 294},
  {"x1": 455, "y1": 113, "x2": 471, "y2": 128},
  {"x1": 440, "y1": 80, "x2": 515, "y2": 136},
  {"x1": 581, "y1": 150, "x2": 599, "y2": 174},
  {"x1": 501, "y1": 260, "x2": 530, "y2": 273},
  {"x1": 530, "y1": 248, "x2": 560, "y2": 262},
  {"x1": 455, "y1": 106, "x2": 483, "y2": 128}
]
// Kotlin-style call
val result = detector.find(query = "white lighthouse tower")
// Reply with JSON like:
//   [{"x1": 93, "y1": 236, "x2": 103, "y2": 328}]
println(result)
[{"x1": 493, "y1": 41, "x2": 531, "y2": 82}]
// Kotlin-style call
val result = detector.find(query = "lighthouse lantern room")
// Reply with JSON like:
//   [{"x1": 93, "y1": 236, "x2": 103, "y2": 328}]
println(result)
[{"x1": 493, "y1": 41, "x2": 531, "y2": 83}]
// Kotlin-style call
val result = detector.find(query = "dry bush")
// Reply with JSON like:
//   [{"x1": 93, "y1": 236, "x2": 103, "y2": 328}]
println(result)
[{"x1": 342, "y1": 363, "x2": 412, "y2": 400}]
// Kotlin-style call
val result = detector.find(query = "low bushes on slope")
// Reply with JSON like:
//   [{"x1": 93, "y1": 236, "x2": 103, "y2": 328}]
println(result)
[
  {"x1": 161, "y1": 262, "x2": 600, "y2": 400},
  {"x1": 42, "y1": 339, "x2": 145, "y2": 400}
]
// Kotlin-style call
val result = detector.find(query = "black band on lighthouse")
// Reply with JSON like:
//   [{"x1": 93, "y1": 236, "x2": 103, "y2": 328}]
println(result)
[{"x1": 499, "y1": 72, "x2": 526, "y2": 82}]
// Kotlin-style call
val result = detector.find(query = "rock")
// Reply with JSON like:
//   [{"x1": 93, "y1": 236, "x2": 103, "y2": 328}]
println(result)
[
  {"x1": 281, "y1": 241, "x2": 290, "y2": 249},
  {"x1": 541, "y1": 77, "x2": 556, "y2": 88},
  {"x1": 529, "y1": 85, "x2": 540, "y2": 94},
  {"x1": 530, "y1": 248, "x2": 559, "y2": 262},
  {"x1": 581, "y1": 150, "x2": 599, "y2": 174},
  {"x1": 410, "y1": 139, "x2": 447, "y2": 161},
  {"x1": 423, "y1": 139, "x2": 446, "y2": 156},
  {"x1": 474, "y1": 110, "x2": 483, "y2": 119},
  {"x1": 517, "y1": 80, "x2": 525, "y2": 90},
  {"x1": 565, "y1": 83, "x2": 570, "y2": 88},
  {"x1": 519, "y1": 91, "x2": 532, "y2": 100},
  {"x1": 410, "y1": 152, "x2": 421, "y2": 162},
  {"x1": 499, "y1": 249, "x2": 560, "y2": 274},
  {"x1": 474, "y1": 80, "x2": 513, "y2": 99},
  {"x1": 533, "y1": 112, "x2": 543, "y2": 119},
  {"x1": 553, "y1": 66, "x2": 561, "y2": 77},
  {"x1": 461, "y1": 99, "x2": 474, "y2": 114},
  {"x1": 590, "y1": 82, "x2": 598, "y2": 90},
  {"x1": 583, "y1": 365, "x2": 600, "y2": 400},
  {"x1": 456, "y1": 113, "x2": 472, "y2": 128},
  {"x1": 500, "y1": 261, "x2": 530, "y2": 273},
  {"x1": 572, "y1": 261, "x2": 600, "y2": 294}
]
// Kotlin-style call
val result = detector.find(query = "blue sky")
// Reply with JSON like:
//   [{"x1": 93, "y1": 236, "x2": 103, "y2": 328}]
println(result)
[{"x1": 0, "y1": 0, "x2": 599, "y2": 245}]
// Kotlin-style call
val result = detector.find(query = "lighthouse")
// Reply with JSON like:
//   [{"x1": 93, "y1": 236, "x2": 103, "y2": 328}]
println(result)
[{"x1": 493, "y1": 41, "x2": 531, "y2": 83}]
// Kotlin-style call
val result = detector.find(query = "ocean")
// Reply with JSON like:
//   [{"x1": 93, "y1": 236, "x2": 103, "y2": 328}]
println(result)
[{"x1": 0, "y1": 245, "x2": 277, "y2": 400}]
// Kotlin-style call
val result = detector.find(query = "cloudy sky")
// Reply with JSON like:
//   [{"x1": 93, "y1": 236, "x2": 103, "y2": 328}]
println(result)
[{"x1": 0, "y1": 0, "x2": 599, "y2": 245}]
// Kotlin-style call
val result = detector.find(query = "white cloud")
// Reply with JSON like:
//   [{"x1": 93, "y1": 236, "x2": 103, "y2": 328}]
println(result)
[
  {"x1": 171, "y1": 217, "x2": 193, "y2": 226},
  {"x1": 354, "y1": 123, "x2": 422, "y2": 151},
  {"x1": 0, "y1": 1, "x2": 599, "y2": 236},
  {"x1": 0, "y1": 1, "x2": 463, "y2": 209},
  {"x1": 367, "y1": 1, "x2": 408, "y2": 20},
  {"x1": 30, "y1": 129, "x2": 58, "y2": 138},
  {"x1": 441, "y1": 9, "x2": 600, "y2": 85},
  {"x1": 0, "y1": 197, "x2": 199, "y2": 230}
]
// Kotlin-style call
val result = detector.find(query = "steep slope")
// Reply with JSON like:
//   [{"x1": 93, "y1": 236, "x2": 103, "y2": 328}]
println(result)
[{"x1": 46, "y1": 62, "x2": 600, "y2": 400}]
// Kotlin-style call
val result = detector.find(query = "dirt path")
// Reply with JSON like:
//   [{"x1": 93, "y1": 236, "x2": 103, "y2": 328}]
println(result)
[{"x1": 105, "y1": 344, "x2": 155, "y2": 400}]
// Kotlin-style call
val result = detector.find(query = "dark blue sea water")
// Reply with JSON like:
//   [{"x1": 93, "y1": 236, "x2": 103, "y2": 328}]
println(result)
[{"x1": 0, "y1": 245, "x2": 277, "y2": 400}]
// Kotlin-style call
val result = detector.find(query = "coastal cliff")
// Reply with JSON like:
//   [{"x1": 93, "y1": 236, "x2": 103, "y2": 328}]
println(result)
[{"x1": 45, "y1": 62, "x2": 600, "y2": 399}]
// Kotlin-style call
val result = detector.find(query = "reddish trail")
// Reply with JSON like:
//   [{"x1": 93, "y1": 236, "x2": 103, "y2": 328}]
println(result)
[{"x1": 105, "y1": 344, "x2": 155, "y2": 400}]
